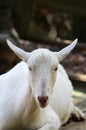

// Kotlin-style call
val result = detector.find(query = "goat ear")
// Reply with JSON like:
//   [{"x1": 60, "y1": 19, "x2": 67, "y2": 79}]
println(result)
[
  {"x1": 55, "y1": 39, "x2": 78, "y2": 62},
  {"x1": 7, "y1": 39, "x2": 31, "y2": 62}
]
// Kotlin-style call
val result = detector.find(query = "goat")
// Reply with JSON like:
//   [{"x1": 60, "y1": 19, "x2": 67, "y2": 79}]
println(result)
[{"x1": 0, "y1": 39, "x2": 85, "y2": 130}]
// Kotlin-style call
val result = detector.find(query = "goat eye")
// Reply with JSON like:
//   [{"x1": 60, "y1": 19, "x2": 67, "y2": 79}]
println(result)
[
  {"x1": 28, "y1": 67, "x2": 32, "y2": 71},
  {"x1": 54, "y1": 67, "x2": 57, "y2": 71}
]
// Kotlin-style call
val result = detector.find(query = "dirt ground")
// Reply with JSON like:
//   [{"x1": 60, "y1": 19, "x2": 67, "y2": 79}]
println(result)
[{"x1": 60, "y1": 80, "x2": 86, "y2": 130}]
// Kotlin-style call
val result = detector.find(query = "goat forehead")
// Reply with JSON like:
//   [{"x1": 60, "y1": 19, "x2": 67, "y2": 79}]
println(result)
[
  {"x1": 32, "y1": 48, "x2": 55, "y2": 56},
  {"x1": 32, "y1": 48, "x2": 50, "y2": 53},
  {"x1": 29, "y1": 49, "x2": 58, "y2": 66}
]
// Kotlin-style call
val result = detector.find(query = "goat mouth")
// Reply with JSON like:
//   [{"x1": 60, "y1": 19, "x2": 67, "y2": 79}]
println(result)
[{"x1": 39, "y1": 102, "x2": 48, "y2": 108}]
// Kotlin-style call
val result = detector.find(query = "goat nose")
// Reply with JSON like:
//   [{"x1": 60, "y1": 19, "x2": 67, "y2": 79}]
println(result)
[{"x1": 38, "y1": 96, "x2": 48, "y2": 106}]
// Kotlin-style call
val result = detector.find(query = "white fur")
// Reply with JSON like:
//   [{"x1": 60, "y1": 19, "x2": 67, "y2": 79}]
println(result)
[{"x1": 0, "y1": 39, "x2": 79, "y2": 130}]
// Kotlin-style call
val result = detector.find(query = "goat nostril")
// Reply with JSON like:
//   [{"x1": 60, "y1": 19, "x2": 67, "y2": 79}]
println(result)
[
  {"x1": 38, "y1": 96, "x2": 48, "y2": 105},
  {"x1": 45, "y1": 96, "x2": 48, "y2": 101}
]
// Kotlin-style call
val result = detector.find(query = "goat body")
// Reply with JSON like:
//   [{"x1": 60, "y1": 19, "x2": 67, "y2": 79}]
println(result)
[{"x1": 0, "y1": 39, "x2": 85, "y2": 130}]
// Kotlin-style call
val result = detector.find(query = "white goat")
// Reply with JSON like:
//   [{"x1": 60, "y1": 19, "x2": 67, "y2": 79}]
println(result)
[{"x1": 0, "y1": 39, "x2": 85, "y2": 130}]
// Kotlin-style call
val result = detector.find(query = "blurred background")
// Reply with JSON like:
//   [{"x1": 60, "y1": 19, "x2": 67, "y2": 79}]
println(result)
[
  {"x1": 0, "y1": 0, "x2": 86, "y2": 126},
  {"x1": 0, "y1": 0, "x2": 86, "y2": 82}
]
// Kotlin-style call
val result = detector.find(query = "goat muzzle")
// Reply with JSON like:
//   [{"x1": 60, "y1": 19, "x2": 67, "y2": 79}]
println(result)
[{"x1": 38, "y1": 96, "x2": 48, "y2": 107}]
